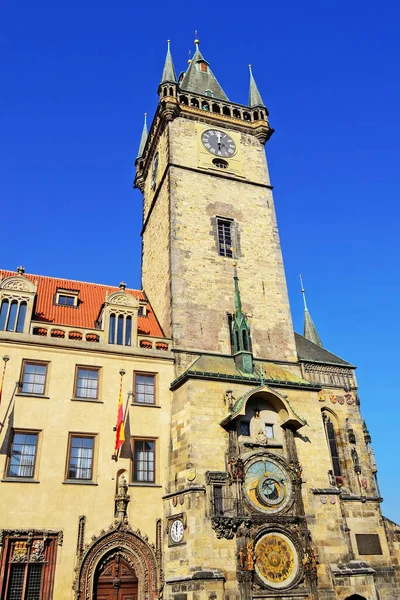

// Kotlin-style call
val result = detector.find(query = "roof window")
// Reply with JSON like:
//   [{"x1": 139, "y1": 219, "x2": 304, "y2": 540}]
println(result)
[
  {"x1": 199, "y1": 61, "x2": 208, "y2": 73},
  {"x1": 55, "y1": 288, "x2": 79, "y2": 308}
]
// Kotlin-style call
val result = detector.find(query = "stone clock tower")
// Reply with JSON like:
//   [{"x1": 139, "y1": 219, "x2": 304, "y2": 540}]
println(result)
[
  {"x1": 135, "y1": 40, "x2": 400, "y2": 600},
  {"x1": 135, "y1": 39, "x2": 297, "y2": 365}
]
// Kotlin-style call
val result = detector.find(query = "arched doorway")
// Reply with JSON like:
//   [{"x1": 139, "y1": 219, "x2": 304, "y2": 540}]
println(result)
[
  {"x1": 73, "y1": 521, "x2": 162, "y2": 600},
  {"x1": 345, "y1": 595, "x2": 367, "y2": 600},
  {"x1": 94, "y1": 553, "x2": 138, "y2": 600}
]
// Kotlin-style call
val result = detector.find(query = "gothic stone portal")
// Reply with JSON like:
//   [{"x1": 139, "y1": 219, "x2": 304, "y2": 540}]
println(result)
[{"x1": 74, "y1": 523, "x2": 161, "y2": 600}]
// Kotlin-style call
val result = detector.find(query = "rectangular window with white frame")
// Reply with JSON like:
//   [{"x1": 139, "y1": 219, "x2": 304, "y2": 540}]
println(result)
[
  {"x1": 19, "y1": 361, "x2": 48, "y2": 395},
  {"x1": 132, "y1": 439, "x2": 155, "y2": 483},
  {"x1": 134, "y1": 373, "x2": 156, "y2": 405},
  {"x1": 7, "y1": 431, "x2": 39, "y2": 478},
  {"x1": 66, "y1": 435, "x2": 95, "y2": 481},
  {"x1": 74, "y1": 367, "x2": 100, "y2": 400}
]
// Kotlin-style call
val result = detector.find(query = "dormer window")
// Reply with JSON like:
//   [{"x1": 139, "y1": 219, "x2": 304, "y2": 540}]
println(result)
[
  {"x1": 205, "y1": 89, "x2": 214, "y2": 97},
  {"x1": 199, "y1": 61, "x2": 208, "y2": 73},
  {"x1": 58, "y1": 295, "x2": 75, "y2": 306},
  {"x1": 138, "y1": 304, "x2": 147, "y2": 316},
  {"x1": 55, "y1": 288, "x2": 79, "y2": 307}
]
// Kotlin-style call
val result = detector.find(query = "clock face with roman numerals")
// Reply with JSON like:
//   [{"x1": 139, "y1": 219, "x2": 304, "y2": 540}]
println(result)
[
  {"x1": 170, "y1": 519, "x2": 184, "y2": 543},
  {"x1": 201, "y1": 129, "x2": 236, "y2": 158}
]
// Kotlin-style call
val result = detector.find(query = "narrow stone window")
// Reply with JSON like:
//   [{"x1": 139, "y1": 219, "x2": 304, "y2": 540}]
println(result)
[
  {"x1": 217, "y1": 218, "x2": 234, "y2": 258},
  {"x1": 322, "y1": 413, "x2": 342, "y2": 477},
  {"x1": 213, "y1": 485, "x2": 223, "y2": 516}
]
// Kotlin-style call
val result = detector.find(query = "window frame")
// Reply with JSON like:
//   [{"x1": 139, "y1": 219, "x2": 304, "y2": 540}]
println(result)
[
  {"x1": 265, "y1": 423, "x2": 274, "y2": 439},
  {"x1": 6, "y1": 429, "x2": 40, "y2": 480},
  {"x1": 133, "y1": 371, "x2": 157, "y2": 406},
  {"x1": 19, "y1": 360, "x2": 49, "y2": 397},
  {"x1": 322, "y1": 411, "x2": 342, "y2": 478},
  {"x1": 73, "y1": 365, "x2": 101, "y2": 401},
  {"x1": 0, "y1": 298, "x2": 28, "y2": 333},
  {"x1": 54, "y1": 288, "x2": 79, "y2": 307},
  {"x1": 131, "y1": 437, "x2": 156, "y2": 484},
  {"x1": 216, "y1": 217, "x2": 234, "y2": 258},
  {"x1": 65, "y1": 433, "x2": 96, "y2": 483}
]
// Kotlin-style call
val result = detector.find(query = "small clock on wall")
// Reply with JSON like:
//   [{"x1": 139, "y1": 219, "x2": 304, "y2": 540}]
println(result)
[
  {"x1": 201, "y1": 129, "x2": 236, "y2": 157},
  {"x1": 170, "y1": 518, "x2": 184, "y2": 544}
]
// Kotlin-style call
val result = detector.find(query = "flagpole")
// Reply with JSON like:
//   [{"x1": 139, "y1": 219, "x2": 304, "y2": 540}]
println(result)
[
  {"x1": 113, "y1": 391, "x2": 132, "y2": 462},
  {"x1": 112, "y1": 368, "x2": 126, "y2": 461},
  {"x1": 0, "y1": 355, "x2": 10, "y2": 406}
]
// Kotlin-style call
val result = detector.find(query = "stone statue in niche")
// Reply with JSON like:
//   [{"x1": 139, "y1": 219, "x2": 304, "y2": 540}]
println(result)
[
  {"x1": 237, "y1": 546, "x2": 246, "y2": 569},
  {"x1": 351, "y1": 447, "x2": 361, "y2": 474},
  {"x1": 367, "y1": 446, "x2": 377, "y2": 473}
]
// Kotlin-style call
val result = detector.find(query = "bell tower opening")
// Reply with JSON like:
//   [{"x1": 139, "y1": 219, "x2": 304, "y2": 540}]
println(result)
[{"x1": 94, "y1": 552, "x2": 138, "y2": 600}]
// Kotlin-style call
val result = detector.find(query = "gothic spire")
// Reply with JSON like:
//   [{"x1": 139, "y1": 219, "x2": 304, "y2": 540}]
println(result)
[
  {"x1": 232, "y1": 264, "x2": 253, "y2": 373},
  {"x1": 160, "y1": 40, "x2": 176, "y2": 84},
  {"x1": 180, "y1": 39, "x2": 228, "y2": 101},
  {"x1": 300, "y1": 275, "x2": 323, "y2": 348},
  {"x1": 137, "y1": 113, "x2": 148, "y2": 159},
  {"x1": 248, "y1": 64, "x2": 265, "y2": 108}
]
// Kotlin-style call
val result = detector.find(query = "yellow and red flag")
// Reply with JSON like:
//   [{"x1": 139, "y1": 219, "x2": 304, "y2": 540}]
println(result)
[{"x1": 114, "y1": 373, "x2": 125, "y2": 455}]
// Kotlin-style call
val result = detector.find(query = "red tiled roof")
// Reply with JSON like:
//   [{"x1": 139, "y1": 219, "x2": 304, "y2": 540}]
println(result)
[{"x1": 0, "y1": 270, "x2": 164, "y2": 338}]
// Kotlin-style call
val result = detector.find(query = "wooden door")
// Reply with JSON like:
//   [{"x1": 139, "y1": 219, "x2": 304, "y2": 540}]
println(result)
[{"x1": 94, "y1": 554, "x2": 138, "y2": 600}]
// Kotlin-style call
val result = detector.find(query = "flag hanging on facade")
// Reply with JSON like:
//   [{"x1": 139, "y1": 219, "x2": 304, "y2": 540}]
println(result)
[{"x1": 114, "y1": 371, "x2": 125, "y2": 456}]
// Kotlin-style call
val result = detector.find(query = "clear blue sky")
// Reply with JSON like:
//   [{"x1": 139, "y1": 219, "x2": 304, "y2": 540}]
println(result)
[{"x1": 1, "y1": 1, "x2": 399, "y2": 521}]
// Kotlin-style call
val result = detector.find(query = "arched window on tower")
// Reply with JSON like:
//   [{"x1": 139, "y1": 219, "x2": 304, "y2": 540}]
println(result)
[{"x1": 322, "y1": 411, "x2": 342, "y2": 477}]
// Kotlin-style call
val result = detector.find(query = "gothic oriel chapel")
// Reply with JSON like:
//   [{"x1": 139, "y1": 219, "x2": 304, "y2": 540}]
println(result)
[{"x1": 0, "y1": 40, "x2": 399, "y2": 600}]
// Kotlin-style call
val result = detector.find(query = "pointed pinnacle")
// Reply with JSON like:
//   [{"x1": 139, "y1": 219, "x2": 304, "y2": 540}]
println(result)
[
  {"x1": 160, "y1": 39, "x2": 176, "y2": 84},
  {"x1": 304, "y1": 310, "x2": 323, "y2": 348},
  {"x1": 137, "y1": 113, "x2": 148, "y2": 158},
  {"x1": 300, "y1": 275, "x2": 323, "y2": 347},
  {"x1": 248, "y1": 64, "x2": 265, "y2": 108}
]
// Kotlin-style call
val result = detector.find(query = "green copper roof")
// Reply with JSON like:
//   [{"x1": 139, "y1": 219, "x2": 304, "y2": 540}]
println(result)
[
  {"x1": 180, "y1": 42, "x2": 228, "y2": 101},
  {"x1": 304, "y1": 309, "x2": 323, "y2": 347},
  {"x1": 137, "y1": 113, "x2": 148, "y2": 158},
  {"x1": 160, "y1": 40, "x2": 176, "y2": 84},
  {"x1": 248, "y1": 65, "x2": 265, "y2": 108},
  {"x1": 171, "y1": 354, "x2": 314, "y2": 387}
]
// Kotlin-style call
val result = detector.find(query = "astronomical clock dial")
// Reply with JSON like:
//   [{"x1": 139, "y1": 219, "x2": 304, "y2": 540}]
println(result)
[
  {"x1": 201, "y1": 129, "x2": 236, "y2": 157},
  {"x1": 244, "y1": 457, "x2": 292, "y2": 514},
  {"x1": 170, "y1": 519, "x2": 184, "y2": 544},
  {"x1": 255, "y1": 532, "x2": 299, "y2": 589}
]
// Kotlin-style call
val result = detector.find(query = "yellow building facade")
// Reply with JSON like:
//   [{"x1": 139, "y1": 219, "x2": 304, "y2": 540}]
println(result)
[{"x1": 1, "y1": 40, "x2": 400, "y2": 600}]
